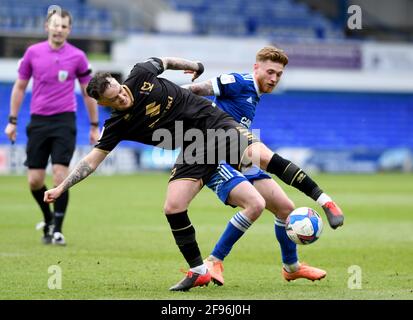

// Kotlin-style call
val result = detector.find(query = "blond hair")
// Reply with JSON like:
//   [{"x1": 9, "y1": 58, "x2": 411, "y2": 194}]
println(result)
[{"x1": 256, "y1": 46, "x2": 288, "y2": 66}]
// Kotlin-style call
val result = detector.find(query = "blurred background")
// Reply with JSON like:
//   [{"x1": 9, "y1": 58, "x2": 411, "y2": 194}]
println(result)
[{"x1": 0, "y1": 0, "x2": 412, "y2": 175}]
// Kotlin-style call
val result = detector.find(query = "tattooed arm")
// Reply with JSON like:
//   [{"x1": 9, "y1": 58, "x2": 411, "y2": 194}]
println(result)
[
  {"x1": 161, "y1": 57, "x2": 204, "y2": 81},
  {"x1": 43, "y1": 148, "x2": 108, "y2": 203},
  {"x1": 182, "y1": 80, "x2": 214, "y2": 96}
]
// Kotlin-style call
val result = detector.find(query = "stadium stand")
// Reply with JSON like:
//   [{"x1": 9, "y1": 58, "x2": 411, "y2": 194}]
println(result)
[
  {"x1": 0, "y1": 0, "x2": 331, "y2": 38},
  {"x1": 252, "y1": 91, "x2": 413, "y2": 150},
  {"x1": 166, "y1": 0, "x2": 344, "y2": 39},
  {"x1": 0, "y1": 0, "x2": 412, "y2": 172},
  {"x1": 0, "y1": 0, "x2": 114, "y2": 35}
]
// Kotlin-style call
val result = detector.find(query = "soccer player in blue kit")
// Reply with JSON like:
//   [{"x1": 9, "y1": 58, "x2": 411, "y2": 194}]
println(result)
[{"x1": 184, "y1": 46, "x2": 344, "y2": 285}]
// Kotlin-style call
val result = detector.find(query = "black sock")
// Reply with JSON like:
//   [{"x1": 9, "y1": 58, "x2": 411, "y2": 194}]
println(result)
[
  {"x1": 266, "y1": 153, "x2": 323, "y2": 201},
  {"x1": 53, "y1": 190, "x2": 69, "y2": 233},
  {"x1": 166, "y1": 210, "x2": 203, "y2": 268},
  {"x1": 31, "y1": 186, "x2": 53, "y2": 224}
]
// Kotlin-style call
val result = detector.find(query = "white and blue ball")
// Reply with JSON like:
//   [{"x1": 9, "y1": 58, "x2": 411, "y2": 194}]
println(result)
[{"x1": 285, "y1": 207, "x2": 323, "y2": 245}]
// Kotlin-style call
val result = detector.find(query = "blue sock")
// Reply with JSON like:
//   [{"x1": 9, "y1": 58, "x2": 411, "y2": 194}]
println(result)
[
  {"x1": 211, "y1": 212, "x2": 252, "y2": 261},
  {"x1": 275, "y1": 218, "x2": 298, "y2": 265}
]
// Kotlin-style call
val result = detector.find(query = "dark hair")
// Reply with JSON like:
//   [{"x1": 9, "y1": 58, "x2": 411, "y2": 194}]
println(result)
[
  {"x1": 86, "y1": 72, "x2": 113, "y2": 100},
  {"x1": 46, "y1": 9, "x2": 73, "y2": 26}
]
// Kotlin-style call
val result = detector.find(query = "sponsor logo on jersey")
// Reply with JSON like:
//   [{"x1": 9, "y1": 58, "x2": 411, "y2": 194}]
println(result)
[
  {"x1": 58, "y1": 70, "x2": 68, "y2": 82},
  {"x1": 220, "y1": 74, "x2": 236, "y2": 84},
  {"x1": 145, "y1": 101, "x2": 161, "y2": 117},
  {"x1": 141, "y1": 82, "x2": 154, "y2": 93},
  {"x1": 240, "y1": 117, "x2": 252, "y2": 128}
]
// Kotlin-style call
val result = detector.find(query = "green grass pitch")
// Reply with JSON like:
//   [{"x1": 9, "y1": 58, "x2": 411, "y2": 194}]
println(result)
[{"x1": 0, "y1": 173, "x2": 412, "y2": 299}]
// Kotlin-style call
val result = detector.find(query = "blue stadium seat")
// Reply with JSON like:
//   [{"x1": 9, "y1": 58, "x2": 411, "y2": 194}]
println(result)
[
  {"x1": 0, "y1": 0, "x2": 113, "y2": 36},
  {"x1": 166, "y1": 0, "x2": 343, "y2": 39}
]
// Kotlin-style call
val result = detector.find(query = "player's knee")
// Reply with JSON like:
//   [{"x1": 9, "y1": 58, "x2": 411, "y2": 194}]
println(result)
[
  {"x1": 164, "y1": 200, "x2": 187, "y2": 215},
  {"x1": 52, "y1": 175, "x2": 65, "y2": 186},
  {"x1": 52, "y1": 166, "x2": 68, "y2": 185},
  {"x1": 277, "y1": 199, "x2": 295, "y2": 220},
  {"x1": 246, "y1": 142, "x2": 273, "y2": 169},
  {"x1": 245, "y1": 195, "x2": 266, "y2": 221}
]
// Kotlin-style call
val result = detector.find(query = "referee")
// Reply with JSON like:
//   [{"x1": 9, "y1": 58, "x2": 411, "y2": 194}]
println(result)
[{"x1": 4, "y1": 10, "x2": 99, "y2": 245}]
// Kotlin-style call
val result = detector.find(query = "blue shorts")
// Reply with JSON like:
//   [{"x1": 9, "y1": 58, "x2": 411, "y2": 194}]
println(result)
[{"x1": 206, "y1": 162, "x2": 271, "y2": 205}]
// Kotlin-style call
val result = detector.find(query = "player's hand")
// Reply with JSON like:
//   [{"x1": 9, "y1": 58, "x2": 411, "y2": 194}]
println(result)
[
  {"x1": 4, "y1": 123, "x2": 17, "y2": 143},
  {"x1": 89, "y1": 126, "x2": 100, "y2": 145},
  {"x1": 44, "y1": 187, "x2": 63, "y2": 204},
  {"x1": 184, "y1": 62, "x2": 204, "y2": 82},
  {"x1": 184, "y1": 70, "x2": 203, "y2": 82}
]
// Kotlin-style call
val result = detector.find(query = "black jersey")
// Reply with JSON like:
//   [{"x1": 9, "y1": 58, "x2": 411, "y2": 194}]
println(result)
[{"x1": 95, "y1": 58, "x2": 233, "y2": 152}]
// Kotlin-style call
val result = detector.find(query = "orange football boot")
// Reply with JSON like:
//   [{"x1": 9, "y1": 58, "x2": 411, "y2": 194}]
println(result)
[
  {"x1": 204, "y1": 258, "x2": 225, "y2": 286},
  {"x1": 282, "y1": 263, "x2": 327, "y2": 282}
]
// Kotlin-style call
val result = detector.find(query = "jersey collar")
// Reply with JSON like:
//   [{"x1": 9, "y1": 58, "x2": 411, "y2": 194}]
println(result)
[
  {"x1": 47, "y1": 40, "x2": 67, "y2": 52},
  {"x1": 122, "y1": 85, "x2": 135, "y2": 105}
]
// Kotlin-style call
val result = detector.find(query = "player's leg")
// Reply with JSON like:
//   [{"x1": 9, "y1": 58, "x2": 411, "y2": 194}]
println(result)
[
  {"x1": 164, "y1": 178, "x2": 211, "y2": 291},
  {"x1": 252, "y1": 177, "x2": 326, "y2": 281},
  {"x1": 211, "y1": 180, "x2": 265, "y2": 259},
  {"x1": 204, "y1": 163, "x2": 265, "y2": 285},
  {"x1": 244, "y1": 142, "x2": 344, "y2": 229},
  {"x1": 251, "y1": 177, "x2": 298, "y2": 267},
  {"x1": 240, "y1": 167, "x2": 300, "y2": 274},
  {"x1": 25, "y1": 120, "x2": 53, "y2": 244},
  {"x1": 208, "y1": 181, "x2": 266, "y2": 285},
  {"x1": 50, "y1": 114, "x2": 76, "y2": 246}
]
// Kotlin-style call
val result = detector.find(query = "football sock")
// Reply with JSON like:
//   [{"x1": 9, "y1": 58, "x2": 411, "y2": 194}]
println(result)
[
  {"x1": 53, "y1": 212, "x2": 65, "y2": 233},
  {"x1": 266, "y1": 153, "x2": 323, "y2": 201},
  {"x1": 53, "y1": 190, "x2": 69, "y2": 233},
  {"x1": 316, "y1": 193, "x2": 332, "y2": 207},
  {"x1": 190, "y1": 264, "x2": 208, "y2": 275},
  {"x1": 207, "y1": 255, "x2": 222, "y2": 262},
  {"x1": 275, "y1": 217, "x2": 298, "y2": 266},
  {"x1": 283, "y1": 262, "x2": 300, "y2": 273},
  {"x1": 166, "y1": 210, "x2": 203, "y2": 268},
  {"x1": 211, "y1": 212, "x2": 252, "y2": 261},
  {"x1": 31, "y1": 186, "x2": 53, "y2": 225}
]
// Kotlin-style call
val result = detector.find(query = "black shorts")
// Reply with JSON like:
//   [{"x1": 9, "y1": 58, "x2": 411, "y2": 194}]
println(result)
[
  {"x1": 25, "y1": 112, "x2": 76, "y2": 169},
  {"x1": 169, "y1": 118, "x2": 260, "y2": 185}
]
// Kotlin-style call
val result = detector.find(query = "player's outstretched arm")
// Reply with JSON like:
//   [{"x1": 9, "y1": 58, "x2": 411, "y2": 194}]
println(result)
[
  {"x1": 161, "y1": 57, "x2": 204, "y2": 81},
  {"x1": 182, "y1": 80, "x2": 214, "y2": 96},
  {"x1": 44, "y1": 148, "x2": 107, "y2": 203}
]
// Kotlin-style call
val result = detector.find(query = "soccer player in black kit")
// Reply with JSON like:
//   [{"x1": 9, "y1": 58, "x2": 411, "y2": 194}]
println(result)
[{"x1": 44, "y1": 57, "x2": 343, "y2": 291}]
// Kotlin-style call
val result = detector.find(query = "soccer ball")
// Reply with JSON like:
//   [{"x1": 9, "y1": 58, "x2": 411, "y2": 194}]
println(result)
[{"x1": 285, "y1": 207, "x2": 323, "y2": 245}]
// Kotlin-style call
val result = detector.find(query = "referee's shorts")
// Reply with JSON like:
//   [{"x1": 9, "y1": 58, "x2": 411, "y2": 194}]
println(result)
[{"x1": 25, "y1": 112, "x2": 76, "y2": 169}]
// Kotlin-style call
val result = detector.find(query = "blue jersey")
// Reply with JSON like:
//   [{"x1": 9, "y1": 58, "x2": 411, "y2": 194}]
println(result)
[{"x1": 211, "y1": 73, "x2": 261, "y2": 128}]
